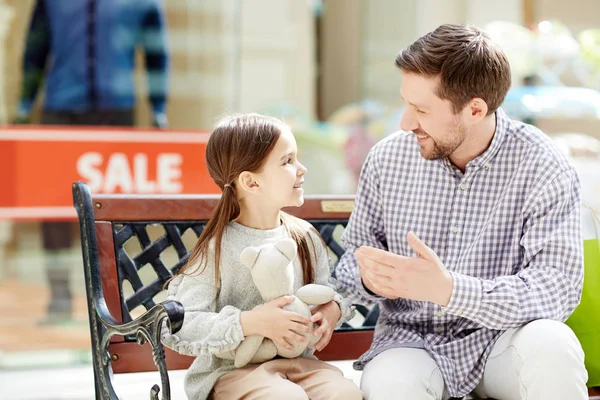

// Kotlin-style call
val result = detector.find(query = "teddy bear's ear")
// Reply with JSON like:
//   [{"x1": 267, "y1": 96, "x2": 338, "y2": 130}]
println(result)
[
  {"x1": 240, "y1": 246, "x2": 260, "y2": 269},
  {"x1": 275, "y1": 238, "x2": 297, "y2": 261}
]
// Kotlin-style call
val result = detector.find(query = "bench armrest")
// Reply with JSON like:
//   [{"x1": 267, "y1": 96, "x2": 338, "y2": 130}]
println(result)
[
  {"x1": 99, "y1": 300, "x2": 184, "y2": 351},
  {"x1": 99, "y1": 300, "x2": 184, "y2": 400},
  {"x1": 73, "y1": 181, "x2": 185, "y2": 400}
]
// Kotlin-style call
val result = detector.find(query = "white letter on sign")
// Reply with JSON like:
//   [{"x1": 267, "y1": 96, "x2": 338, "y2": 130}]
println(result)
[
  {"x1": 103, "y1": 153, "x2": 134, "y2": 193},
  {"x1": 157, "y1": 153, "x2": 183, "y2": 193},
  {"x1": 76, "y1": 152, "x2": 104, "y2": 192},
  {"x1": 134, "y1": 154, "x2": 157, "y2": 193}
]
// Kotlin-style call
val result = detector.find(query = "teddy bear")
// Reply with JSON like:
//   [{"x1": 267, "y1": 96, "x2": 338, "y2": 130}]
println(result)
[{"x1": 215, "y1": 237, "x2": 336, "y2": 368}]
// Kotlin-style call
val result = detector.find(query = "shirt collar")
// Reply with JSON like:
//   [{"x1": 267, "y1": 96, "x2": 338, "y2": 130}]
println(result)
[
  {"x1": 469, "y1": 107, "x2": 509, "y2": 170},
  {"x1": 438, "y1": 107, "x2": 510, "y2": 173}
]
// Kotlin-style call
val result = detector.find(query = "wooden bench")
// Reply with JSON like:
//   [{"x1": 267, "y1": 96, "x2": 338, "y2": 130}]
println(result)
[
  {"x1": 72, "y1": 181, "x2": 600, "y2": 400},
  {"x1": 71, "y1": 182, "x2": 378, "y2": 399}
]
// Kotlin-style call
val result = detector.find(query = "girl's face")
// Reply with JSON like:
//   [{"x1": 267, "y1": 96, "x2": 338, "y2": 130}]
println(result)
[{"x1": 252, "y1": 128, "x2": 307, "y2": 209}]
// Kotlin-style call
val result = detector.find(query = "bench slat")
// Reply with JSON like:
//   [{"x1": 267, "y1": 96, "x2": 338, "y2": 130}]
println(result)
[
  {"x1": 315, "y1": 330, "x2": 375, "y2": 361},
  {"x1": 91, "y1": 195, "x2": 354, "y2": 221},
  {"x1": 109, "y1": 330, "x2": 374, "y2": 374}
]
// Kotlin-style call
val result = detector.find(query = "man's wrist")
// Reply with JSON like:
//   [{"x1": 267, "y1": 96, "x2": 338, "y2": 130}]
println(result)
[
  {"x1": 442, "y1": 272, "x2": 483, "y2": 318},
  {"x1": 361, "y1": 277, "x2": 377, "y2": 296},
  {"x1": 435, "y1": 271, "x2": 454, "y2": 306}
]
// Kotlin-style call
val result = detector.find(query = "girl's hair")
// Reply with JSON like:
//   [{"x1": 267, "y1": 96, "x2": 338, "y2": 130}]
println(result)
[{"x1": 175, "y1": 113, "x2": 316, "y2": 286}]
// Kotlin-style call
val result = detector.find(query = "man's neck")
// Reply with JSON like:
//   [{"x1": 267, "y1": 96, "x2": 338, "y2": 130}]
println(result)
[{"x1": 449, "y1": 113, "x2": 497, "y2": 173}]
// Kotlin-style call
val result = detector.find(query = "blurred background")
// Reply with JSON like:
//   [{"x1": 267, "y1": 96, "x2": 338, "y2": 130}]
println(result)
[{"x1": 1, "y1": 0, "x2": 600, "y2": 398}]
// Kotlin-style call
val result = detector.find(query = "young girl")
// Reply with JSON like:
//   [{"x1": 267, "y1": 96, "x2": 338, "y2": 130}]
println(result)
[{"x1": 162, "y1": 114, "x2": 362, "y2": 400}]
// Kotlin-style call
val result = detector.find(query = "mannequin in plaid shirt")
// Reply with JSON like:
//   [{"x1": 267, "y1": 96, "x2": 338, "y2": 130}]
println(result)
[
  {"x1": 337, "y1": 24, "x2": 587, "y2": 400},
  {"x1": 14, "y1": 0, "x2": 169, "y2": 324}
]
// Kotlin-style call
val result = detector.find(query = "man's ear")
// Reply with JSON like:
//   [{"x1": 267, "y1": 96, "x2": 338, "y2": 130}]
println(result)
[
  {"x1": 464, "y1": 97, "x2": 488, "y2": 122},
  {"x1": 240, "y1": 246, "x2": 260, "y2": 269},
  {"x1": 237, "y1": 171, "x2": 259, "y2": 193}
]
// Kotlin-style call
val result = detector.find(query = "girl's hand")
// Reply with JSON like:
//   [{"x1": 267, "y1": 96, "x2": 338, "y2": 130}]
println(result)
[
  {"x1": 309, "y1": 301, "x2": 341, "y2": 352},
  {"x1": 241, "y1": 295, "x2": 311, "y2": 351}
]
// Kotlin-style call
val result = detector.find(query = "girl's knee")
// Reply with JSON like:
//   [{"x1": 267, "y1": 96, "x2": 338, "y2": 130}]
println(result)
[
  {"x1": 266, "y1": 383, "x2": 308, "y2": 400},
  {"x1": 332, "y1": 379, "x2": 363, "y2": 400}
]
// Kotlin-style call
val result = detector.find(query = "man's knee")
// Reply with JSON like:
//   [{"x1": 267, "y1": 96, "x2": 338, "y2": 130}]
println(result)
[
  {"x1": 361, "y1": 348, "x2": 443, "y2": 400},
  {"x1": 517, "y1": 319, "x2": 585, "y2": 369},
  {"x1": 362, "y1": 364, "x2": 439, "y2": 400},
  {"x1": 362, "y1": 378, "x2": 437, "y2": 400}
]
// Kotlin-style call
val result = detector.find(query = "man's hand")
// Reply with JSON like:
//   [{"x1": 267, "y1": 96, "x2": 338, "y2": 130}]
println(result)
[
  {"x1": 152, "y1": 113, "x2": 168, "y2": 129},
  {"x1": 12, "y1": 109, "x2": 31, "y2": 125},
  {"x1": 356, "y1": 232, "x2": 453, "y2": 305},
  {"x1": 309, "y1": 301, "x2": 341, "y2": 352}
]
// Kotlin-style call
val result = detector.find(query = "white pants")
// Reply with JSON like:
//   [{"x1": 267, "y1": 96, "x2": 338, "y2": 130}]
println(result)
[{"x1": 361, "y1": 319, "x2": 588, "y2": 400}]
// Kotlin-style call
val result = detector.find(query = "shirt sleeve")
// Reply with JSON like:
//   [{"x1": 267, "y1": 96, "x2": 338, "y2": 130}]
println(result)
[
  {"x1": 161, "y1": 259, "x2": 245, "y2": 357},
  {"x1": 140, "y1": 0, "x2": 169, "y2": 117},
  {"x1": 18, "y1": 0, "x2": 51, "y2": 116},
  {"x1": 336, "y1": 149, "x2": 387, "y2": 306},
  {"x1": 443, "y1": 168, "x2": 584, "y2": 330}
]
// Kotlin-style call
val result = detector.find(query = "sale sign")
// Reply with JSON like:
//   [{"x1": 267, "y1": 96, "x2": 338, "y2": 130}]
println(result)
[{"x1": 0, "y1": 126, "x2": 219, "y2": 220}]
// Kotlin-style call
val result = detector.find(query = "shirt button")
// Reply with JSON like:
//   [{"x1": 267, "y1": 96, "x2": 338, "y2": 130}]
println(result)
[
  {"x1": 434, "y1": 326, "x2": 444, "y2": 333},
  {"x1": 459, "y1": 183, "x2": 467, "y2": 190},
  {"x1": 484, "y1": 163, "x2": 491, "y2": 170},
  {"x1": 435, "y1": 310, "x2": 445, "y2": 317},
  {"x1": 451, "y1": 226, "x2": 459, "y2": 233}
]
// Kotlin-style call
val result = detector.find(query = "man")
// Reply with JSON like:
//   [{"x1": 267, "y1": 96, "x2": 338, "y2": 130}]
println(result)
[
  {"x1": 15, "y1": 0, "x2": 169, "y2": 323},
  {"x1": 336, "y1": 24, "x2": 587, "y2": 400}
]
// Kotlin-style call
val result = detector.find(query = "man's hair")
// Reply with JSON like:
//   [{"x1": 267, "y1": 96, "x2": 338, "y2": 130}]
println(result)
[{"x1": 395, "y1": 24, "x2": 511, "y2": 115}]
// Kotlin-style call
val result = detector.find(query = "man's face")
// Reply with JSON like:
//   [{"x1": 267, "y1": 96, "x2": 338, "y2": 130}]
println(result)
[{"x1": 399, "y1": 73, "x2": 468, "y2": 160}]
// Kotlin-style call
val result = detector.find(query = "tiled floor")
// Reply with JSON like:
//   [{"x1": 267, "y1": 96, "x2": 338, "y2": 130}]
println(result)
[
  {"x1": 0, "y1": 364, "x2": 185, "y2": 400},
  {"x1": 0, "y1": 280, "x2": 90, "y2": 355},
  {"x1": 0, "y1": 360, "x2": 361, "y2": 400},
  {"x1": 3, "y1": 365, "x2": 600, "y2": 399}
]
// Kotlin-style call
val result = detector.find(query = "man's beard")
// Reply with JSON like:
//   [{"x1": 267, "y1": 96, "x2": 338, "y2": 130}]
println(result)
[{"x1": 416, "y1": 121, "x2": 466, "y2": 160}]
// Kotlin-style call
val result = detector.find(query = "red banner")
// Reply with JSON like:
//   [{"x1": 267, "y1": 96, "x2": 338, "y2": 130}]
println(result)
[{"x1": 0, "y1": 126, "x2": 219, "y2": 220}]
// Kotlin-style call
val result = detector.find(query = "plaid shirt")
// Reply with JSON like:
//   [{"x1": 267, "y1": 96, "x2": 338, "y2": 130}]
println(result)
[{"x1": 336, "y1": 108, "x2": 583, "y2": 397}]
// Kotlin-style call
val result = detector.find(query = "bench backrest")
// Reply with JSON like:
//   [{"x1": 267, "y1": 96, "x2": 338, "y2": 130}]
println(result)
[{"x1": 73, "y1": 182, "x2": 378, "y2": 376}]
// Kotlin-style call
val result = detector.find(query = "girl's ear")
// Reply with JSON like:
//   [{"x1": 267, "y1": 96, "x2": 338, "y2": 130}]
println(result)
[{"x1": 238, "y1": 171, "x2": 259, "y2": 193}]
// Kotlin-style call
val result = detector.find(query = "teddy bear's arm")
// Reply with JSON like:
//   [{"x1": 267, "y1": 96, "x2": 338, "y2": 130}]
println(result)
[
  {"x1": 295, "y1": 284, "x2": 335, "y2": 305},
  {"x1": 234, "y1": 335, "x2": 267, "y2": 368}
]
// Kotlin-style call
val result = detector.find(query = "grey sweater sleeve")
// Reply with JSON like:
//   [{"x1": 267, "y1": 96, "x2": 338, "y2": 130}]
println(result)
[
  {"x1": 308, "y1": 229, "x2": 355, "y2": 328},
  {"x1": 161, "y1": 271, "x2": 245, "y2": 357}
]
